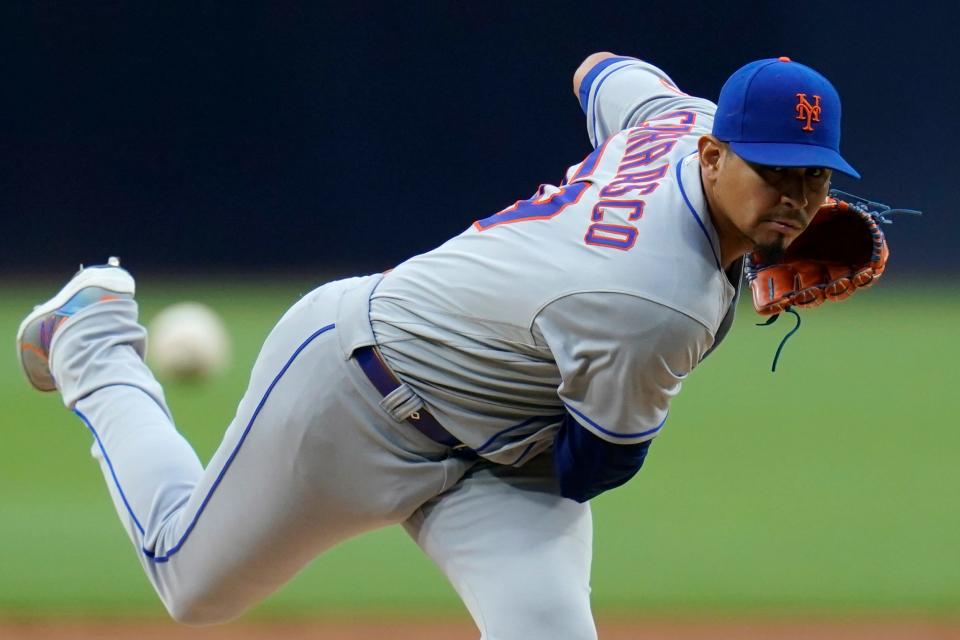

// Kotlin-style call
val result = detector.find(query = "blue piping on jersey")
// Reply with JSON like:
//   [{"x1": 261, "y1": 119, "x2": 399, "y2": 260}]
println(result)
[
  {"x1": 580, "y1": 57, "x2": 638, "y2": 145},
  {"x1": 76, "y1": 409, "x2": 147, "y2": 536},
  {"x1": 74, "y1": 381, "x2": 189, "y2": 535},
  {"x1": 75, "y1": 323, "x2": 337, "y2": 564},
  {"x1": 511, "y1": 441, "x2": 538, "y2": 466},
  {"x1": 676, "y1": 153, "x2": 722, "y2": 270},
  {"x1": 473, "y1": 414, "x2": 564, "y2": 453},
  {"x1": 578, "y1": 56, "x2": 635, "y2": 113},
  {"x1": 564, "y1": 403, "x2": 666, "y2": 440}
]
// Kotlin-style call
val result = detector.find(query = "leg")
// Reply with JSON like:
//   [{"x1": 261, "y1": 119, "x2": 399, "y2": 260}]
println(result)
[
  {"x1": 404, "y1": 453, "x2": 596, "y2": 640},
  {"x1": 47, "y1": 275, "x2": 466, "y2": 624}
]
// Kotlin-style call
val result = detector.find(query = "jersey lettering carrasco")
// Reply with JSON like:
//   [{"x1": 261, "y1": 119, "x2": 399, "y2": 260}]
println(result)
[
  {"x1": 370, "y1": 65, "x2": 738, "y2": 462},
  {"x1": 474, "y1": 111, "x2": 696, "y2": 257}
]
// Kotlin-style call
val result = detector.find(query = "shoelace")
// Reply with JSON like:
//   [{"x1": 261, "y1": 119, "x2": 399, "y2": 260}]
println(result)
[{"x1": 756, "y1": 308, "x2": 801, "y2": 372}]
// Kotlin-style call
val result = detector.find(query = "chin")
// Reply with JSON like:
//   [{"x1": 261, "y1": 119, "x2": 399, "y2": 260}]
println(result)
[{"x1": 753, "y1": 238, "x2": 788, "y2": 263}]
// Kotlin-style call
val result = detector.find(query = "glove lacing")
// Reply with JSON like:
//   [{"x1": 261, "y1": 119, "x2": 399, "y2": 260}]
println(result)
[
  {"x1": 829, "y1": 189, "x2": 922, "y2": 224},
  {"x1": 756, "y1": 307, "x2": 802, "y2": 372}
]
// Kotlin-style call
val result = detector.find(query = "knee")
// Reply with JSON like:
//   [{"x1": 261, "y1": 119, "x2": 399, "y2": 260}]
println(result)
[
  {"x1": 161, "y1": 580, "x2": 247, "y2": 626},
  {"x1": 478, "y1": 585, "x2": 596, "y2": 640},
  {"x1": 166, "y1": 598, "x2": 237, "y2": 626}
]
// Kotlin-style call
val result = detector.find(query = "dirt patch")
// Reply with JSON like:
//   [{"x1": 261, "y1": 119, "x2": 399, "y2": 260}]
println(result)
[{"x1": 2, "y1": 619, "x2": 959, "y2": 640}]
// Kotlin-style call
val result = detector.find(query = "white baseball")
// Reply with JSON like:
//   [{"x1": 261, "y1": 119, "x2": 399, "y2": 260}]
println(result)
[{"x1": 147, "y1": 302, "x2": 231, "y2": 380}]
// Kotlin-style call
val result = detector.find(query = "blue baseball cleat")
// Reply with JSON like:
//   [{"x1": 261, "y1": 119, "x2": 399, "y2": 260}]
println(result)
[{"x1": 16, "y1": 257, "x2": 135, "y2": 391}]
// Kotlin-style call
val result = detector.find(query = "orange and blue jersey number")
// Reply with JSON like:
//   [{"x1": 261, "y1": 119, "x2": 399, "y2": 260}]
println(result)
[{"x1": 473, "y1": 182, "x2": 590, "y2": 231}]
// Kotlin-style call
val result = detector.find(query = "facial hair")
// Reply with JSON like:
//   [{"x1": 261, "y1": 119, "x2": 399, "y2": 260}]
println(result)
[
  {"x1": 754, "y1": 238, "x2": 787, "y2": 263},
  {"x1": 753, "y1": 209, "x2": 807, "y2": 263}
]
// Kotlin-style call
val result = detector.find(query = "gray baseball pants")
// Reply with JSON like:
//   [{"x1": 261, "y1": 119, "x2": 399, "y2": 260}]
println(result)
[{"x1": 48, "y1": 274, "x2": 596, "y2": 639}]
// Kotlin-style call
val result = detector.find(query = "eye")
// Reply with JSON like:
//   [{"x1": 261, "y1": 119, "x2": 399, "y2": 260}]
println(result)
[{"x1": 806, "y1": 168, "x2": 832, "y2": 186}]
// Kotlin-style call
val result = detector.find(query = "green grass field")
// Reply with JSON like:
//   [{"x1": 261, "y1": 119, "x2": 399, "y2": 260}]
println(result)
[{"x1": 1, "y1": 276, "x2": 958, "y2": 621}]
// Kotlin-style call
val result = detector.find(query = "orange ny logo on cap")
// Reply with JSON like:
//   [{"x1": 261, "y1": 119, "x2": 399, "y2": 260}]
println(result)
[{"x1": 795, "y1": 93, "x2": 822, "y2": 132}]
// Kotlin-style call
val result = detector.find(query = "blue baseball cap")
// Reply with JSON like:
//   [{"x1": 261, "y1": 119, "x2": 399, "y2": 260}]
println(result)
[{"x1": 712, "y1": 56, "x2": 860, "y2": 179}]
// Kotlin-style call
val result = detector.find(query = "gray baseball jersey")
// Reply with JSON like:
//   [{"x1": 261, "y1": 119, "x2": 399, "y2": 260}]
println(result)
[
  {"x1": 371, "y1": 56, "x2": 742, "y2": 465},
  {"x1": 36, "y1": 56, "x2": 743, "y2": 639}
]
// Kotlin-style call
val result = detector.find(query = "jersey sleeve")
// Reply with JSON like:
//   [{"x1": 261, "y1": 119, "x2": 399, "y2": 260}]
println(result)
[
  {"x1": 533, "y1": 292, "x2": 713, "y2": 444},
  {"x1": 578, "y1": 56, "x2": 717, "y2": 147}
]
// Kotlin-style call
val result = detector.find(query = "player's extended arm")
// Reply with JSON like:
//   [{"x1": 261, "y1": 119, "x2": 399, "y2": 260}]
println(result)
[
  {"x1": 573, "y1": 51, "x2": 714, "y2": 148},
  {"x1": 554, "y1": 416, "x2": 651, "y2": 503},
  {"x1": 572, "y1": 51, "x2": 619, "y2": 99}
]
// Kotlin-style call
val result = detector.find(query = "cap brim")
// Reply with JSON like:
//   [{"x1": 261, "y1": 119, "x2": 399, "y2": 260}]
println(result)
[{"x1": 730, "y1": 141, "x2": 860, "y2": 179}]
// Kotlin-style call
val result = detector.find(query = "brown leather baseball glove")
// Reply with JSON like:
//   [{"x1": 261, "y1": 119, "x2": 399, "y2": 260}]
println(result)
[{"x1": 746, "y1": 191, "x2": 917, "y2": 316}]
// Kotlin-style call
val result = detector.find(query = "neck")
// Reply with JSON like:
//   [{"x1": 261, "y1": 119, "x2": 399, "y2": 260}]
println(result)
[{"x1": 701, "y1": 172, "x2": 751, "y2": 270}]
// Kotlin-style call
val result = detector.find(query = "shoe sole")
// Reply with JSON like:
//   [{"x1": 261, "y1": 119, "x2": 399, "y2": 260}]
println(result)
[{"x1": 16, "y1": 266, "x2": 136, "y2": 391}]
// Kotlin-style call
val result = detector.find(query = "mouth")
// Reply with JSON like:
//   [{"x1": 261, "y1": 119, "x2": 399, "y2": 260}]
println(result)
[
  {"x1": 760, "y1": 215, "x2": 806, "y2": 234},
  {"x1": 764, "y1": 220, "x2": 801, "y2": 233}
]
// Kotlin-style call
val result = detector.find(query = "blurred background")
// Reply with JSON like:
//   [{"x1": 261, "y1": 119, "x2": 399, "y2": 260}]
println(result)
[
  {"x1": 1, "y1": 1, "x2": 958, "y2": 638},
  {"x1": 2, "y1": 0, "x2": 956, "y2": 276}
]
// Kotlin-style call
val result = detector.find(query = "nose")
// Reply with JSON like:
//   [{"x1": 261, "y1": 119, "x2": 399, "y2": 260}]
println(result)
[{"x1": 779, "y1": 173, "x2": 808, "y2": 210}]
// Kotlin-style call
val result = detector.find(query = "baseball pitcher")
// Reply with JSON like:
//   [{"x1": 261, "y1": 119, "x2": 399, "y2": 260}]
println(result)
[{"x1": 17, "y1": 53, "x2": 896, "y2": 639}]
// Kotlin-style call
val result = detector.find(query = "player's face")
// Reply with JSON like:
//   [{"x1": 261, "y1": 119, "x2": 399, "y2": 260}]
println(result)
[{"x1": 702, "y1": 139, "x2": 831, "y2": 264}]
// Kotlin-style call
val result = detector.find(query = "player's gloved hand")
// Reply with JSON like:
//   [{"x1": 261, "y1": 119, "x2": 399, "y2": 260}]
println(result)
[{"x1": 746, "y1": 191, "x2": 918, "y2": 316}]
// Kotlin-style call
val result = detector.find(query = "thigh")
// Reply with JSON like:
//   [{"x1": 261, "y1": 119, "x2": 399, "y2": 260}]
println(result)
[
  {"x1": 404, "y1": 453, "x2": 596, "y2": 640},
  {"x1": 143, "y1": 278, "x2": 467, "y2": 620}
]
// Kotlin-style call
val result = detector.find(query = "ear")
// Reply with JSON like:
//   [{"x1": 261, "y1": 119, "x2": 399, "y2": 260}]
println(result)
[{"x1": 698, "y1": 135, "x2": 724, "y2": 185}]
